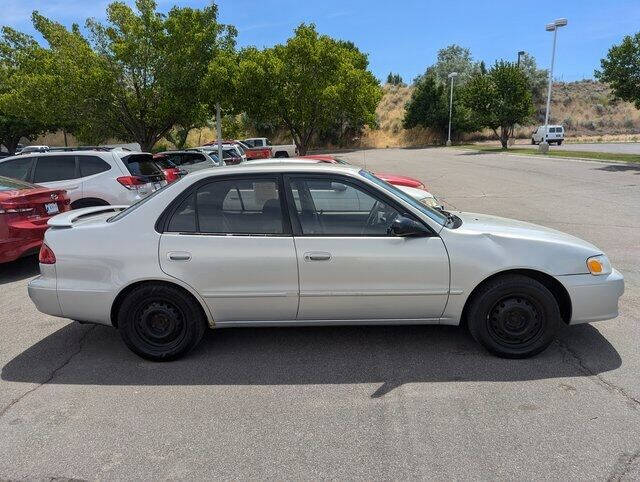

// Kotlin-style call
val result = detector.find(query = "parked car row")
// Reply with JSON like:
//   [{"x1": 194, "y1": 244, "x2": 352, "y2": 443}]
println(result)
[{"x1": 0, "y1": 142, "x2": 439, "y2": 264}]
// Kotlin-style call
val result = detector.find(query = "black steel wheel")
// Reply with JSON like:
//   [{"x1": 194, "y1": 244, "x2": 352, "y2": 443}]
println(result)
[
  {"x1": 467, "y1": 274, "x2": 560, "y2": 358},
  {"x1": 118, "y1": 284, "x2": 207, "y2": 361}
]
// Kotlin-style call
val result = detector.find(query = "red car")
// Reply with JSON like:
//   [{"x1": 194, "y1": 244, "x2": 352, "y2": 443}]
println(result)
[
  {"x1": 301, "y1": 155, "x2": 427, "y2": 190},
  {"x1": 0, "y1": 176, "x2": 70, "y2": 263}
]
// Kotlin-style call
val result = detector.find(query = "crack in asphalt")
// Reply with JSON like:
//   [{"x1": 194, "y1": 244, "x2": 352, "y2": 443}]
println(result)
[
  {"x1": 555, "y1": 339, "x2": 640, "y2": 410},
  {"x1": 608, "y1": 449, "x2": 640, "y2": 481},
  {"x1": 0, "y1": 325, "x2": 96, "y2": 419}
]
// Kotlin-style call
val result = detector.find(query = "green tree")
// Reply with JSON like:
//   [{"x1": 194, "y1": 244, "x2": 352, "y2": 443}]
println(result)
[
  {"x1": 386, "y1": 72, "x2": 404, "y2": 86},
  {"x1": 464, "y1": 61, "x2": 534, "y2": 149},
  {"x1": 403, "y1": 75, "x2": 475, "y2": 143},
  {"x1": 0, "y1": 29, "x2": 51, "y2": 153},
  {"x1": 0, "y1": 0, "x2": 236, "y2": 152},
  {"x1": 596, "y1": 32, "x2": 640, "y2": 109},
  {"x1": 517, "y1": 52, "x2": 548, "y2": 109},
  {"x1": 233, "y1": 24, "x2": 382, "y2": 155},
  {"x1": 418, "y1": 44, "x2": 479, "y2": 86}
]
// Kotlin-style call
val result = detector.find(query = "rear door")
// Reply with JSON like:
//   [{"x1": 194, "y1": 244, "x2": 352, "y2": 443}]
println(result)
[
  {"x1": 31, "y1": 155, "x2": 82, "y2": 201},
  {"x1": 286, "y1": 175, "x2": 449, "y2": 321},
  {"x1": 159, "y1": 174, "x2": 299, "y2": 322}
]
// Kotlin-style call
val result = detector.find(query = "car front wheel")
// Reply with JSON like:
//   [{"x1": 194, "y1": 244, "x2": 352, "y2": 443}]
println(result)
[
  {"x1": 117, "y1": 284, "x2": 207, "y2": 361},
  {"x1": 466, "y1": 275, "x2": 561, "y2": 358}
]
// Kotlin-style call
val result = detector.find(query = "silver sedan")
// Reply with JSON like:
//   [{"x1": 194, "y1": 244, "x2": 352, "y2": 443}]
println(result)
[{"x1": 28, "y1": 164, "x2": 624, "y2": 361}]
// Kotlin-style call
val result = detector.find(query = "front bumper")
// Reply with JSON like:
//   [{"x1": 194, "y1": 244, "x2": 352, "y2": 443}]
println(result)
[{"x1": 558, "y1": 269, "x2": 624, "y2": 324}]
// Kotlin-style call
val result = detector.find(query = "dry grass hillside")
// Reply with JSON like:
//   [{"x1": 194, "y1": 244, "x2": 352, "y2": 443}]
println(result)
[{"x1": 361, "y1": 80, "x2": 640, "y2": 148}]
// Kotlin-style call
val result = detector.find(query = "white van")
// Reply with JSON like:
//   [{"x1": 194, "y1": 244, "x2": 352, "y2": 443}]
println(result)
[{"x1": 532, "y1": 125, "x2": 564, "y2": 145}]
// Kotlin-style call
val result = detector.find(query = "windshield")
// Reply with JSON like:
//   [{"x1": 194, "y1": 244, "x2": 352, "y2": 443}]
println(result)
[{"x1": 360, "y1": 170, "x2": 448, "y2": 226}]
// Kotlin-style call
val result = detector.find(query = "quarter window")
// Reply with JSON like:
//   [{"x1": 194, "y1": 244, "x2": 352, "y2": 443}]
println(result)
[
  {"x1": 33, "y1": 156, "x2": 77, "y2": 182},
  {"x1": 79, "y1": 155, "x2": 111, "y2": 177},
  {"x1": 288, "y1": 177, "x2": 400, "y2": 236}
]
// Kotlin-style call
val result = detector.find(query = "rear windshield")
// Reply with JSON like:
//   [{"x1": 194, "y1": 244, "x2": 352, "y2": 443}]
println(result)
[
  {"x1": 122, "y1": 154, "x2": 164, "y2": 177},
  {"x1": 0, "y1": 176, "x2": 34, "y2": 191}
]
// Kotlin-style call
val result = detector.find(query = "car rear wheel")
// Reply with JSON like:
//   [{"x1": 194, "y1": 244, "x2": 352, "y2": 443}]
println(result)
[
  {"x1": 557, "y1": 140, "x2": 563, "y2": 145},
  {"x1": 117, "y1": 284, "x2": 207, "y2": 361},
  {"x1": 466, "y1": 275, "x2": 560, "y2": 358},
  {"x1": 274, "y1": 151, "x2": 289, "y2": 158},
  {"x1": 531, "y1": 138, "x2": 536, "y2": 145}
]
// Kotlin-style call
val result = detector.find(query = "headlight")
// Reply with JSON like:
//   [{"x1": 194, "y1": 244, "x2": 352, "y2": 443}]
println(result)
[{"x1": 586, "y1": 255, "x2": 612, "y2": 276}]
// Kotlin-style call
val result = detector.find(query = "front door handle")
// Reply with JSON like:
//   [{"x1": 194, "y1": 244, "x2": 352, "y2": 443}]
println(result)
[
  {"x1": 304, "y1": 251, "x2": 332, "y2": 262},
  {"x1": 168, "y1": 251, "x2": 191, "y2": 261}
]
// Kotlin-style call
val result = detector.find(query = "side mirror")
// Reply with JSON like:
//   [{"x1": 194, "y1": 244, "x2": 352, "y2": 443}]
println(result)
[
  {"x1": 388, "y1": 215, "x2": 431, "y2": 237},
  {"x1": 331, "y1": 182, "x2": 347, "y2": 192}
]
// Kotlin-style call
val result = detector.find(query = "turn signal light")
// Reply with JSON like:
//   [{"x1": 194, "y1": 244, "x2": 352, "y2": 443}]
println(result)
[
  {"x1": 586, "y1": 255, "x2": 611, "y2": 276},
  {"x1": 39, "y1": 243, "x2": 56, "y2": 264}
]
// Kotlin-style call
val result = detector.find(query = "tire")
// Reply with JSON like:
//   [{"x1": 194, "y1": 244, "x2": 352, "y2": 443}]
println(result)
[
  {"x1": 71, "y1": 198, "x2": 109, "y2": 209},
  {"x1": 466, "y1": 275, "x2": 560, "y2": 358},
  {"x1": 531, "y1": 138, "x2": 536, "y2": 145},
  {"x1": 557, "y1": 140, "x2": 563, "y2": 146},
  {"x1": 117, "y1": 284, "x2": 207, "y2": 361},
  {"x1": 274, "y1": 151, "x2": 289, "y2": 158}
]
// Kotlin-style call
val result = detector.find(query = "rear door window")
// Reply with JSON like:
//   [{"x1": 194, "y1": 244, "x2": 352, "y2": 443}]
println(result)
[
  {"x1": 79, "y1": 155, "x2": 111, "y2": 177},
  {"x1": 33, "y1": 155, "x2": 78, "y2": 183},
  {"x1": 0, "y1": 157, "x2": 35, "y2": 181}
]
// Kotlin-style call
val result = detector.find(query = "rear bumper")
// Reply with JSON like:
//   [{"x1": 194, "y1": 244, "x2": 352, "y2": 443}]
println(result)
[
  {"x1": 0, "y1": 220, "x2": 49, "y2": 263},
  {"x1": 558, "y1": 269, "x2": 625, "y2": 324},
  {"x1": 28, "y1": 273, "x2": 63, "y2": 317}
]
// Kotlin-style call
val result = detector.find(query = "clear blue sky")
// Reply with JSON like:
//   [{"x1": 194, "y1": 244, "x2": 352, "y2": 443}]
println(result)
[{"x1": 4, "y1": 0, "x2": 639, "y2": 83}]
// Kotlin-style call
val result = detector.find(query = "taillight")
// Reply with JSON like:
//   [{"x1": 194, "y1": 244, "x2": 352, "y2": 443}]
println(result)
[
  {"x1": 0, "y1": 202, "x2": 34, "y2": 215},
  {"x1": 39, "y1": 243, "x2": 56, "y2": 264},
  {"x1": 163, "y1": 168, "x2": 180, "y2": 183},
  {"x1": 117, "y1": 176, "x2": 146, "y2": 190}
]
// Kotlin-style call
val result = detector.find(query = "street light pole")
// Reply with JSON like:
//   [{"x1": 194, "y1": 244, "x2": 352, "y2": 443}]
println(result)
[
  {"x1": 517, "y1": 50, "x2": 525, "y2": 68},
  {"x1": 540, "y1": 18, "x2": 567, "y2": 153},
  {"x1": 215, "y1": 103, "x2": 223, "y2": 164},
  {"x1": 446, "y1": 72, "x2": 458, "y2": 147}
]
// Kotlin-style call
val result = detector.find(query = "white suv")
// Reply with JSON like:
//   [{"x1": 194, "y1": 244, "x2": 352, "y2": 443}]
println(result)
[
  {"x1": 532, "y1": 125, "x2": 564, "y2": 145},
  {"x1": 0, "y1": 149, "x2": 166, "y2": 209}
]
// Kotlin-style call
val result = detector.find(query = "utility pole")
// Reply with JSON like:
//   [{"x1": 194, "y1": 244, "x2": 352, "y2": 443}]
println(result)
[
  {"x1": 215, "y1": 103, "x2": 223, "y2": 164},
  {"x1": 540, "y1": 18, "x2": 567, "y2": 153},
  {"x1": 446, "y1": 72, "x2": 458, "y2": 147}
]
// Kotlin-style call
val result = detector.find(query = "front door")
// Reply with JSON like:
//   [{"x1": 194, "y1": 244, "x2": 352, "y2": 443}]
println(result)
[
  {"x1": 285, "y1": 176, "x2": 450, "y2": 321},
  {"x1": 159, "y1": 175, "x2": 299, "y2": 322}
]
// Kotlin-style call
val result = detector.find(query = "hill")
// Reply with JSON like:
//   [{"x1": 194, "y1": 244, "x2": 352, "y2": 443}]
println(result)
[{"x1": 360, "y1": 80, "x2": 640, "y2": 148}]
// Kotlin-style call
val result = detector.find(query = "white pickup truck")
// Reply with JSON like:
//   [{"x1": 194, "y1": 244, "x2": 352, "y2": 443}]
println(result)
[{"x1": 243, "y1": 137, "x2": 298, "y2": 158}]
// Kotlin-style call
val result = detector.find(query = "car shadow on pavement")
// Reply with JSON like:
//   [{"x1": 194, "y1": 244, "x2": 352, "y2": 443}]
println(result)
[
  {"x1": 0, "y1": 255, "x2": 39, "y2": 285},
  {"x1": 1, "y1": 322, "x2": 621, "y2": 398},
  {"x1": 595, "y1": 164, "x2": 640, "y2": 173}
]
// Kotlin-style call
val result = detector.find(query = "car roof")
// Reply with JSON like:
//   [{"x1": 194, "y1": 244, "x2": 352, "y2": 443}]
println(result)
[
  {"x1": 185, "y1": 162, "x2": 360, "y2": 181},
  {"x1": 242, "y1": 158, "x2": 321, "y2": 166}
]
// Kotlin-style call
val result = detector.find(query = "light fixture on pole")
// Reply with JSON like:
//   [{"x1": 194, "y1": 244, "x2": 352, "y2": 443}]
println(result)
[
  {"x1": 517, "y1": 50, "x2": 525, "y2": 68},
  {"x1": 540, "y1": 18, "x2": 567, "y2": 153},
  {"x1": 446, "y1": 72, "x2": 458, "y2": 147}
]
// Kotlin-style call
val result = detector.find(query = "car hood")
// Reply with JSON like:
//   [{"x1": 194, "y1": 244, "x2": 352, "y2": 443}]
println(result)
[{"x1": 454, "y1": 211, "x2": 601, "y2": 253}]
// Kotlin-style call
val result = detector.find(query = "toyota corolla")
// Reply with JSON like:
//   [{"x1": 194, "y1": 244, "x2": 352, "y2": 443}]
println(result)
[{"x1": 28, "y1": 164, "x2": 624, "y2": 361}]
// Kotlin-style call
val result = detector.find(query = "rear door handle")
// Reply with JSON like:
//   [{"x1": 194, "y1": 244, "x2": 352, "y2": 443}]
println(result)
[
  {"x1": 304, "y1": 251, "x2": 332, "y2": 261},
  {"x1": 168, "y1": 251, "x2": 191, "y2": 261}
]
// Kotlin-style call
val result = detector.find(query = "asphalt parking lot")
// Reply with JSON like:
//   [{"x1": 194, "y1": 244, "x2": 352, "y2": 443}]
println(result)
[{"x1": 1, "y1": 147, "x2": 639, "y2": 479}]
